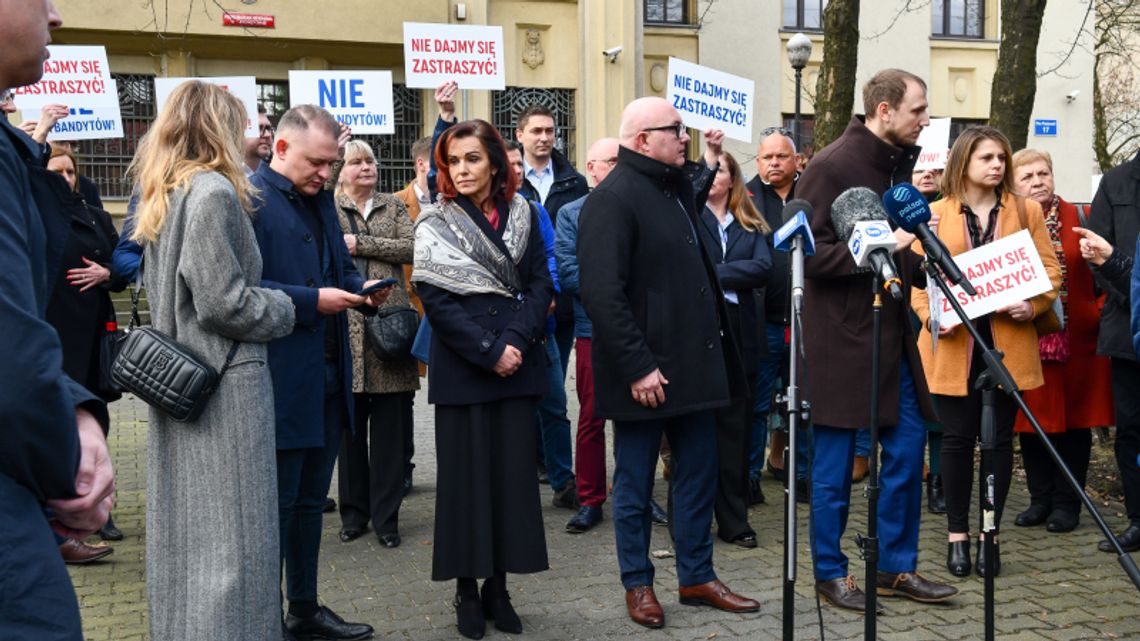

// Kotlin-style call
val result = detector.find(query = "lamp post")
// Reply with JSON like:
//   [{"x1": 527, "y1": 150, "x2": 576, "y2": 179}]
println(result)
[{"x1": 786, "y1": 32, "x2": 812, "y2": 154}]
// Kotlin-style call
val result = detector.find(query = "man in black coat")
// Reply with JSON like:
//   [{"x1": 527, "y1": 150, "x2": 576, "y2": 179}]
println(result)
[
  {"x1": 578, "y1": 96, "x2": 758, "y2": 629},
  {"x1": 0, "y1": 1, "x2": 114, "y2": 637}
]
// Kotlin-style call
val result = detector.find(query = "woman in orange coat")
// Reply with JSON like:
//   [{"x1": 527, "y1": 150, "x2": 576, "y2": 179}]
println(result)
[
  {"x1": 1010, "y1": 149, "x2": 1113, "y2": 533},
  {"x1": 911, "y1": 127, "x2": 1062, "y2": 578}
]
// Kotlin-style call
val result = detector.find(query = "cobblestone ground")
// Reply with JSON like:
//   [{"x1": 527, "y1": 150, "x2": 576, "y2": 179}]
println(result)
[{"x1": 73, "y1": 368, "x2": 1139, "y2": 641}]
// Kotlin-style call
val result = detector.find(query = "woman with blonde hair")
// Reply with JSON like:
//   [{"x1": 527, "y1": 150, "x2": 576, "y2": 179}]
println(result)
[
  {"x1": 128, "y1": 80, "x2": 296, "y2": 641},
  {"x1": 911, "y1": 126, "x2": 1061, "y2": 578},
  {"x1": 697, "y1": 151, "x2": 772, "y2": 548}
]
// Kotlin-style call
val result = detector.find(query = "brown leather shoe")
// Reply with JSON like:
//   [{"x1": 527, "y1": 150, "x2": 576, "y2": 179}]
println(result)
[
  {"x1": 816, "y1": 575, "x2": 870, "y2": 613},
  {"x1": 877, "y1": 571, "x2": 959, "y2": 603},
  {"x1": 852, "y1": 455, "x2": 869, "y2": 482},
  {"x1": 678, "y1": 579, "x2": 760, "y2": 613},
  {"x1": 59, "y1": 539, "x2": 113, "y2": 564},
  {"x1": 625, "y1": 586, "x2": 664, "y2": 628}
]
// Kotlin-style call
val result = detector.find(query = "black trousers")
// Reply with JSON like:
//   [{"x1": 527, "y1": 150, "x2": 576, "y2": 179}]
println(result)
[
  {"x1": 337, "y1": 391, "x2": 413, "y2": 536},
  {"x1": 1111, "y1": 358, "x2": 1140, "y2": 525},
  {"x1": 713, "y1": 302, "x2": 755, "y2": 542},
  {"x1": 1019, "y1": 430, "x2": 1092, "y2": 513}
]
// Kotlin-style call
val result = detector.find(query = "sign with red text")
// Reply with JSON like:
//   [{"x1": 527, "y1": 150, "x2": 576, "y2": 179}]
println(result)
[
  {"x1": 11, "y1": 46, "x2": 117, "y2": 111},
  {"x1": 289, "y1": 71, "x2": 394, "y2": 134},
  {"x1": 21, "y1": 81, "x2": 124, "y2": 141},
  {"x1": 666, "y1": 57, "x2": 754, "y2": 143},
  {"x1": 222, "y1": 12, "x2": 275, "y2": 28},
  {"x1": 914, "y1": 117, "x2": 951, "y2": 171},
  {"x1": 154, "y1": 76, "x2": 259, "y2": 138},
  {"x1": 403, "y1": 22, "x2": 504, "y2": 90},
  {"x1": 935, "y1": 229, "x2": 1054, "y2": 328}
]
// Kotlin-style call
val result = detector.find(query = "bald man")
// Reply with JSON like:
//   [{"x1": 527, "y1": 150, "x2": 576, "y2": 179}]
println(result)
[{"x1": 577, "y1": 98, "x2": 759, "y2": 629}]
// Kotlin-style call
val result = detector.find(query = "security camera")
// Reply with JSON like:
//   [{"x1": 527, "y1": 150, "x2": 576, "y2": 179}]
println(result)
[
  {"x1": 603, "y1": 46, "x2": 623, "y2": 63},
  {"x1": 1066, "y1": 89, "x2": 1080, "y2": 103}
]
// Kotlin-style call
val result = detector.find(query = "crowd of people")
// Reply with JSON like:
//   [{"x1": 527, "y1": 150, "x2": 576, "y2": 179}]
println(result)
[{"x1": 4, "y1": 3, "x2": 1140, "y2": 641}]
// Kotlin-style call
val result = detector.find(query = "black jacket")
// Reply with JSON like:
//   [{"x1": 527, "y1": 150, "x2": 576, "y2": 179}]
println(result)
[
  {"x1": 1088, "y1": 150, "x2": 1140, "y2": 361},
  {"x1": 696, "y1": 206, "x2": 772, "y2": 377},
  {"x1": 747, "y1": 175, "x2": 797, "y2": 324},
  {"x1": 578, "y1": 146, "x2": 747, "y2": 421}
]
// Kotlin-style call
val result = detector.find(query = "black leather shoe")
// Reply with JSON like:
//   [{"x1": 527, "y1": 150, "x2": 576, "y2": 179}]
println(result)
[
  {"x1": 767, "y1": 460, "x2": 787, "y2": 484},
  {"x1": 1098, "y1": 524, "x2": 1140, "y2": 553},
  {"x1": 552, "y1": 481, "x2": 580, "y2": 510},
  {"x1": 649, "y1": 498, "x2": 668, "y2": 526},
  {"x1": 323, "y1": 497, "x2": 337, "y2": 513},
  {"x1": 1014, "y1": 502, "x2": 1050, "y2": 527},
  {"x1": 926, "y1": 475, "x2": 946, "y2": 514},
  {"x1": 946, "y1": 540, "x2": 971, "y2": 577},
  {"x1": 455, "y1": 593, "x2": 485, "y2": 639},
  {"x1": 747, "y1": 476, "x2": 766, "y2": 505},
  {"x1": 566, "y1": 505, "x2": 603, "y2": 533},
  {"x1": 975, "y1": 538, "x2": 1001, "y2": 577},
  {"x1": 285, "y1": 605, "x2": 373, "y2": 641},
  {"x1": 377, "y1": 533, "x2": 401, "y2": 548},
  {"x1": 1046, "y1": 509, "x2": 1080, "y2": 533},
  {"x1": 481, "y1": 583, "x2": 522, "y2": 633},
  {"x1": 283, "y1": 622, "x2": 298, "y2": 641},
  {"x1": 730, "y1": 533, "x2": 758, "y2": 549},
  {"x1": 795, "y1": 478, "x2": 811, "y2": 504},
  {"x1": 98, "y1": 513, "x2": 123, "y2": 541},
  {"x1": 339, "y1": 525, "x2": 367, "y2": 543}
]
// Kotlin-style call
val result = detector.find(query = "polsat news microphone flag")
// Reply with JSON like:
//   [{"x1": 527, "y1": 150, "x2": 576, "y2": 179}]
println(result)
[{"x1": 773, "y1": 201, "x2": 815, "y2": 255}]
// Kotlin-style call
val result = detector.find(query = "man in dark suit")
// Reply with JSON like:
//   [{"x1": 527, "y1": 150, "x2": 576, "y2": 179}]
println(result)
[
  {"x1": 1, "y1": 1, "x2": 115, "y2": 638},
  {"x1": 578, "y1": 96, "x2": 759, "y2": 629},
  {"x1": 251, "y1": 104, "x2": 387, "y2": 641}
]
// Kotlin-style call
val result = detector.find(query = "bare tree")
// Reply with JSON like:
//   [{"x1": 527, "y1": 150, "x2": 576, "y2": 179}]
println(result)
[
  {"x1": 1092, "y1": 0, "x2": 1140, "y2": 170},
  {"x1": 812, "y1": 0, "x2": 860, "y2": 151},
  {"x1": 990, "y1": 0, "x2": 1049, "y2": 152}
]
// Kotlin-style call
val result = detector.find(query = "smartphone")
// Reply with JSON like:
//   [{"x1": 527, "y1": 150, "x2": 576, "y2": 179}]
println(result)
[{"x1": 355, "y1": 278, "x2": 399, "y2": 297}]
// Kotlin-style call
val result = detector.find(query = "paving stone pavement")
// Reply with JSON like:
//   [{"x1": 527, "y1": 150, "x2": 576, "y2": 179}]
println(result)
[{"x1": 72, "y1": 370, "x2": 1139, "y2": 641}]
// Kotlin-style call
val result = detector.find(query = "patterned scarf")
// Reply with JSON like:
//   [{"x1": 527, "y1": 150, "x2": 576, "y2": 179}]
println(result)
[
  {"x1": 411, "y1": 194, "x2": 531, "y2": 299},
  {"x1": 1039, "y1": 194, "x2": 1070, "y2": 362}
]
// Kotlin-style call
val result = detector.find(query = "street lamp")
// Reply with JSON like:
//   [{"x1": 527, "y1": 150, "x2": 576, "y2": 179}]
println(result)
[{"x1": 786, "y1": 32, "x2": 812, "y2": 154}]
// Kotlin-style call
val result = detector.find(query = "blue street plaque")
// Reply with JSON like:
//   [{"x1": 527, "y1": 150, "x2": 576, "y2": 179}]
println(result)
[{"x1": 1034, "y1": 119, "x2": 1058, "y2": 137}]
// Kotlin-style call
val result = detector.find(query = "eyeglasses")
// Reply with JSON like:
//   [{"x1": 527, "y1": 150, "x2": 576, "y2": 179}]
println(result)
[
  {"x1": 259, "y1": 125, "x2": 274, "y2": 135},
  {"x1": 760, "y1": 126, "x2": 793, "y2": 138},
  {"x1": 642, "y1": 122, "x2": 687, "y2": 138}
]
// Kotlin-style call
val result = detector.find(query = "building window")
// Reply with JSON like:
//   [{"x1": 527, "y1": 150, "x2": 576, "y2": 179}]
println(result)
[
  {"x1": 784, "y1": 0, "x2": 827, "y2": 31},
  {"x1": 74, "y1": 73, "x2": 156, "y2": 200},
  {"x1": 949, "y1": 117, "x2": 988, "y2": 144},
  {"x1": 645, "y1": 0, "x2": 687, "y2": 25},
  {"x1": 932, "y1": 0, "x2": 984, "y2": 38},
  {"x1": 491, "y1": 87, "x2": 577, "y2": 169},
  {"x1": 257, "y1": 80, "x2": 289, "y2": 122}
]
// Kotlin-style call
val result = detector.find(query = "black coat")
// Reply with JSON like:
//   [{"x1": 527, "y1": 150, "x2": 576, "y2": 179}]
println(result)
[
  {"x1": 578, "y1": 146, "x2": 747, "y2": 421},
  {"x1": 45, "y1": 200, "x2": 126, "y2": 398},
  {"x1": 418, "y1": 196, "x2": 554, "y2": 406},
  {"x1": 747, "y1": 175, "x2": 797, "y2": 324},
  {"x1": 696, "y1": 206, "x2": 772, "y2": 377},
  {"x1": 1088, "y1": 151, "x2": 1140, "y2": 361},
  {"x1": 797, "y1": 117, "x2": 936, "y2": 429}
]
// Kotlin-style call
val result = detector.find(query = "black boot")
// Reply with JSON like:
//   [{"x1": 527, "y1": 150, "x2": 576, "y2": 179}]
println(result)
[
  {"x1": 946, "y1": 540, "x2": 971, "y2": 577},
  {"x1": 455, "y1": 578, "x2": 485, "y2": 640},
  {"x1": 98, "y1": 513, "x2": 123, "y2": 541},
  {"x1": 481, "y1": 572, "x2": 522, "y2": 634},
  {"x1": 926, "y1": 474, "x2": 946, "y2": 514}
]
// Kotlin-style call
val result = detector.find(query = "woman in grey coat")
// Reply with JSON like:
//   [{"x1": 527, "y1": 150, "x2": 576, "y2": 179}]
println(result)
[{"x1": 127, "y1": 81, "x2": 296, "y2": 641}]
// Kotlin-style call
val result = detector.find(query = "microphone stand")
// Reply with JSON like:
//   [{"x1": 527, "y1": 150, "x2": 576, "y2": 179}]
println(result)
[
  {"x1": 922, "y1": 259, "x2": 1140, "y2": 640},
  {"x1": 780, "y1": 234, "x2": 811, "y2": 641},
  {"x1": 859, "y1": 281, "x2": 884, "y2": 637}
]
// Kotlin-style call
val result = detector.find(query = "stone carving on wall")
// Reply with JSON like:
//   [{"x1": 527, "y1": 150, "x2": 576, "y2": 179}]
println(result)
[{"x1": 522, "y1": 28, "x2": 545, "y2": 69}]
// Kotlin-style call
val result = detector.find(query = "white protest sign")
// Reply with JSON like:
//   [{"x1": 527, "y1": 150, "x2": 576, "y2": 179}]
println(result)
[
  {"x1": 403, "y1": 22, "x2": 505, "y2": 90},
  {"x1": 289, "y1": 71, "x2": 394, "y2": 135},
  {"x1": 665, "y1": 57, "x2": 754, "y2": 143},
  {"x1": 935, "y1": 229, "x2": 1054, "y2": 328},
  {"x1": 914, "y1": 117, "x2": 951, "y2": 171},
  {"x1": 154, "y1": 76, "x2": 259, "y2": 138},
  {"x1": 12, "y1": 45, "x2": 118, "y2": 111},
  {"x1": 21, "y1": 81, "x2": 123, "y2": 141}
]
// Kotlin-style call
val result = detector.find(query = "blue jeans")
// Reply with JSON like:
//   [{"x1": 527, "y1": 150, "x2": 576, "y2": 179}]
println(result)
[
  {"x1": 613, "y1": 411, "x2": 718, "y2": 590},
  {"x1": 809, "y1": 358, "x2": 926, "y2": 580},
  {"x1": 536, "y1": 336, "x2": 573, "y2": 492},
  {"x1": 751, "y1": 322, "x2": 811, "y2": 480},
  {"x1": 855, "y1": 428, "x2": 871, "y2": 457}
]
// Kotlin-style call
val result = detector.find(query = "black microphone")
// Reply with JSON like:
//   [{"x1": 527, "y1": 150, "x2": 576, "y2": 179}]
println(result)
[
  {"x1": 831, "y1": 187, "x2": 904, "y2": 301},
  {"x1": 882, "y1": 183, "x2": 977, "y2": 296}
]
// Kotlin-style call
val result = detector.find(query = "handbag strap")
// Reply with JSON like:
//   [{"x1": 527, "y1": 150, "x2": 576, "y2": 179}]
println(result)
[{"x1": 1076, "y1": 203, "x2": 1089, "y2": 228}]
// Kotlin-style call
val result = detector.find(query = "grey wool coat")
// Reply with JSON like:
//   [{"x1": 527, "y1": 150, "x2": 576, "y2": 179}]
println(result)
[
  {"x1": 141, "y1": 171, "x2": 295, "y2": 641},
  {"x1": 335, "y1": 189, "x2": 420, "y2": 394}
]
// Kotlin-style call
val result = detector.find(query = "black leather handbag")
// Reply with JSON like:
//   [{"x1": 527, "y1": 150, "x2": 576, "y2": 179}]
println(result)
[
  {"x1": 110, "y1": 279, "x2": 239, "y2": 422},
  {"x1": 365, "y1": 306, "x2": 419, "y2": 360}
]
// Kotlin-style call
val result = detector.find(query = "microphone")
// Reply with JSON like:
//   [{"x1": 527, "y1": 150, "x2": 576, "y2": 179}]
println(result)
[
  {"x1": 882, "y1": 183, "x2": 977, "y2": 296},
  {"x1": 831, "y1": 187, "x2": 903, "y2": 301},
  {"x1": 774, "y1": 199, "x2": 815, "y2": 256}
]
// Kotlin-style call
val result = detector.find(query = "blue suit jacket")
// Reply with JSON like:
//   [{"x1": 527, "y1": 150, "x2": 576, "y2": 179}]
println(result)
[{"x1": 251, "y1": 163, "x2": 365, "y2": 449}]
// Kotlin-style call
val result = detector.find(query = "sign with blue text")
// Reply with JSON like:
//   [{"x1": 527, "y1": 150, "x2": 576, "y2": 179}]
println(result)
[
  {"x1": 21, "y1": 80, "x2": 123, "y2": 141},
  {"x1": 289, "y1": 71, "x2": 395, "y2": 135},
  {"x1": 665, "y1": 57, "x2": 754, "y2": 143},
  {"x1": 1034, "y1": 119, "x2": 1058, "y2": 137},
  {"x1": 154, "y1": 76, "x2": 259, "y2": 138}
]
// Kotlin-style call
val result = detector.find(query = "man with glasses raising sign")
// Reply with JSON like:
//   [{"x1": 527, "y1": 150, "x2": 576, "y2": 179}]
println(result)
[{"x1": 578, "y1": 96, "x2": 760, "y2": 630}]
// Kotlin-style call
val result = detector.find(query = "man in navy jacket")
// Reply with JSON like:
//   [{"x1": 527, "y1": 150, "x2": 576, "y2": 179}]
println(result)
[{"x1": 251, "y1": 104, "x2": 387, "y2": 641}]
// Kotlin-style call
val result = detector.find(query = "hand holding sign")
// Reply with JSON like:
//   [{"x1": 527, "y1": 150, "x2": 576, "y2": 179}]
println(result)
[
  {"x1": 996, "y1": 300, "x2": 1034, "y2": 322},
  {"x1": 702, "y1": 129, "x2": 725, "y2": 166},
  {"x1": 29, "y1": 103, "x2": 70, "y2": 144},
  {"x1": 435, "y1": 80, "x2": 458, "y2": 122}
]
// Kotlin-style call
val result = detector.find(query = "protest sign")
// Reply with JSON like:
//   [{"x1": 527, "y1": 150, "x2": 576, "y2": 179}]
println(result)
[
  {"x1": 12, "y1": 45, "x2": 117, "y2": 111},
  {"x1": 21, "y1": 80, "x2": 123, "y2": 141},
  {"x1": 154, "y1": 76, "x2": 259, "y2": 138},
  {"x1": 403, "y1": 22, "x2": 505, "y2": 90},
  {"x1": 915, "y1": 117, "x2": 951, "y2": 171},
  {"x1": 665, "y1": 57, "x2": 754, "y2": 143},
  {"x1": 935, "y1": 229, "x2": 1054, "y2": 328},
  {"x1": 289, "y1": 71, "x2": 394, "y2": 135}
]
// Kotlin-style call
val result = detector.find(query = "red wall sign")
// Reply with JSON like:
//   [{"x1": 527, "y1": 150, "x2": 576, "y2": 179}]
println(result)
[{"x1": 222, "y1": 12, "x2": 275, "y2": 28}]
